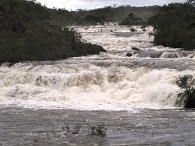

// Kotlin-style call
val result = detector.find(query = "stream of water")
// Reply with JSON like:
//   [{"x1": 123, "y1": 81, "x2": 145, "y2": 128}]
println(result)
[{"x1": 0, "y1": 25, "x2": 195, "y2": 145}]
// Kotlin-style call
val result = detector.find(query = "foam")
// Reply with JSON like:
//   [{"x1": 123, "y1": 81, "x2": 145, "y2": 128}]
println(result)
[{"x1": 0, "y1": 25, "x2": 194, "y2": 110}]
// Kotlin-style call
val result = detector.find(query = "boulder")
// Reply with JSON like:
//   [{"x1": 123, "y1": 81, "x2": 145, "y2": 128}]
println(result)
[{"x1": 184, "y1": 89, "x2": 195, "y2": 108}]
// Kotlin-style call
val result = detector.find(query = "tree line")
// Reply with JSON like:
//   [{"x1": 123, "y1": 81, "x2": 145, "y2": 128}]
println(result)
[
  {"x1": 148, "y1": 0, "x2": 195, "y2": 50},
  {"x1": 71, "y1": 5, "x2": 160, "y2": 25}
]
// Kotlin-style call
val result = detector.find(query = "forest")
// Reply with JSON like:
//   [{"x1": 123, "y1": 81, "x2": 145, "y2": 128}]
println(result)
[
  {"x1": 149, "y1": 0, "x2": 195, "y2": 50},
  {"x1": 70, "y1": 5, "x2": 161, "y2": 25},
  {"x1": 0, "y1": 0, "x2": 105, "y2": 63}
]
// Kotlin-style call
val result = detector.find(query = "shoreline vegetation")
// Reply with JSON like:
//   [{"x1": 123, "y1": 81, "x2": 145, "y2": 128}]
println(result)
[
  {"x1": 0, "y1": 0, "x2": 194, "y2": 64},
  {"x1": 0, "y1": 0, "x2": 106, "y2": 63},
  {"x1": 0, "y1": 0, "x2": 161, "y2": 63},
  {"x1": 148, "y1": 0, "x2": 195, "y2": 50}
]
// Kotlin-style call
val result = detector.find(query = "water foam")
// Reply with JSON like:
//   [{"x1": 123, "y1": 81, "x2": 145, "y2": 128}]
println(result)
[
  {"x1": 1, "y1": 60, "x2": 194, "y2": 110},
  {"x1": 0, "y1": 25, "x2": 194, "y2": 110}
]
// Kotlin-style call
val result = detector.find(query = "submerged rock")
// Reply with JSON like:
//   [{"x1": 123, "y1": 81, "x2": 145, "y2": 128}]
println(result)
[
  {"x1": 160, "y1": 51, "x2": 183, "y2": 58},
  {"x1": 137, "y1": 50, "x2": 162, "y2": 58}
]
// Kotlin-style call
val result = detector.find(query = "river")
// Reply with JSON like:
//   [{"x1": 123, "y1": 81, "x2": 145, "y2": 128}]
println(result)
[{"x1": 0, "y1": 25, "x2": 195, "y2": 145}]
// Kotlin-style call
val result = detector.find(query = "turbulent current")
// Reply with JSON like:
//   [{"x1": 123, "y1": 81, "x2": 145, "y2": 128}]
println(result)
[
  {"x1": 0, "y1": 25, "x2": 195, "y2": 146},
  {"x1": 1, "y1": 25, "x2": 195, "y2": 110}
]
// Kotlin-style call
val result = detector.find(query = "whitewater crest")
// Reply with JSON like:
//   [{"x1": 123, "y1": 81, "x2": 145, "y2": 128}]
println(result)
[{"x1": 0, "y1": 25, "x2": 195, "y2": 110}]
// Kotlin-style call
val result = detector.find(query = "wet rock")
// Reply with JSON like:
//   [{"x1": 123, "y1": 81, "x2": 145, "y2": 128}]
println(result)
[
  {"x1": 132, "y1": 47, "x2": 140, "y2": 51},
  {"x1": 160, "y1": 51, "x2": 184, "y2": 58},
  {"x1": 176, "y1": 75, "x2": 195, "y2": 108},
  {"x1": 126, "y1": 52, "x2": 133, "y2": 57},
  {"x1": 130, "y1": 28, "x2": 136, "y2": 32},
  {"x1": 187, "y1": 53, "x2": 195, "y2": 58},
  {"x1": 185, "y1": 90, "x2": 195, "y2": 108}
]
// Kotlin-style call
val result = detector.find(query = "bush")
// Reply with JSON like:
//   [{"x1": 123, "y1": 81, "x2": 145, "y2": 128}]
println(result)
[
  {"x1": 87, "y1": 123, "x2": 107, "y2": 137},
  {"x1": 62, "y1": 123, "x2": 107, "y2": 136},
  {"x1": 119, "y1": 12, "x2": 144, "y2": 25},
  {"x1": 176, "y1": 75, "x2": 195, "y2": 108},
  {"x1": 62, "y1": 124, "x2": 81, "y2": 134}
]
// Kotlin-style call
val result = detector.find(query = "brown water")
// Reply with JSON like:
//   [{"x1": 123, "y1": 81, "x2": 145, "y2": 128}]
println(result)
[
  {"x1": 0, "y1": 107, "x2": 195, "y2": 146},
  {"x1": 1, "y1": 25, "x2": 195, "y2": 146}
]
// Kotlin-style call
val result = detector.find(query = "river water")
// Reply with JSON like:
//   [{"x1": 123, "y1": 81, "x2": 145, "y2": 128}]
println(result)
[{"x1": 0, "y1": 25, "x2": 195, "y2": 145}]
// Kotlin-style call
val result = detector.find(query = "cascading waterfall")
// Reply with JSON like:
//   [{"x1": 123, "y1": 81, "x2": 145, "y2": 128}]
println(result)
[{"x1": 0, "y1": 25, "x2": 195, "y2": 110}]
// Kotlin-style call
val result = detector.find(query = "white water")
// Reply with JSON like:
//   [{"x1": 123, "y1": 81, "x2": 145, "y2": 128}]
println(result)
[{"x1": 0, "y1": 25, "x2": 195, "y2": 110}]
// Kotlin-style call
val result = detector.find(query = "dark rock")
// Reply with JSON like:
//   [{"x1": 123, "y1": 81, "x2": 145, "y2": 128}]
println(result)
[
  {"x1": 141, "y1": 25, "x2": 147, "y2": 29},
  {"x1": 184, "y1": 90, "x2": 195, "y2": 108},
  {"x1": 132, "y1": 47, "x2": 140, "y2": 51},
  {"x1": 130, "y1": 28, "x2": 136, "y2": 32},
  {"x1": 126, "y1": 52, "x2": 132, "y2": 57}
]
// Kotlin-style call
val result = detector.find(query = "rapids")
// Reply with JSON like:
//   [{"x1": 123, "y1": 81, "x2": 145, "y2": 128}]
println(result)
[
  {"x1": 1, "y1": 25, "x2": 195, "y2": 146},
  {"x1": 0, "y1": 25, "x2": 195, "y2": 110}
]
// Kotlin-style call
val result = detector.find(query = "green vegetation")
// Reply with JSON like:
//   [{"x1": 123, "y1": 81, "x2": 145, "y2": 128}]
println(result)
[
  {"x1": 71, "y1": 5, "x2": 161, "y2": 25},
  {"x1": 176, "y1": 75, "x2": 195, "y2": 108},
  {"x1": 62, "y1": 124, "x2": 81, "y2": 134},
  {"x1": 0, "y1": 0, "x2": 105, "y2": 63},
  {"x1": 62, "y1": 123, "x2": 107, "y2": 136},
  {"x1": 149, "y1": 1, "x2": 195, "y2": 50},
  {"x1": 83, "y1": 15, "x2": 105, "y2": 25},
  {"x1": 48, "y1": 8, "x2": 77, "y2": 26},
  {"x1": 119, "y1": 12, "x2": 145, "y2": 25},
  {"x1": 86, "y1": 123, "x2": 107, "y2": 136}
]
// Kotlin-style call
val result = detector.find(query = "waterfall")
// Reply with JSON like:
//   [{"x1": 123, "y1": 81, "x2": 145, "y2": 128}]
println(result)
[{"x1": 0, "y1": 25, "x2": 195, "y2": 110}]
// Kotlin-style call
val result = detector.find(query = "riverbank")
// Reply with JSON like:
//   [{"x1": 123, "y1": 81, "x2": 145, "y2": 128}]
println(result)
[{"x1": 0, "y1": 0, "x2": 105, "y2": 63}]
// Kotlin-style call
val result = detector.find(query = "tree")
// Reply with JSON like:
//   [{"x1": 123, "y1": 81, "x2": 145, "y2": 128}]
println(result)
[
  {"x1": 148, "y1": 1, "x2": 195, "y2": 50},
  {"x1": 186, "y1": 0, "x2": 195, "y2": 6},
  {"x1": 119, "y1": 12, "x2": 143, "y2": 25}
]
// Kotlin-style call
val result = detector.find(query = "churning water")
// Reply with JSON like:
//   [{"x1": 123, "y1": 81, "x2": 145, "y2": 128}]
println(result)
[{"x1": 0, "y1": 25, "x2": 195, "y2": 145}]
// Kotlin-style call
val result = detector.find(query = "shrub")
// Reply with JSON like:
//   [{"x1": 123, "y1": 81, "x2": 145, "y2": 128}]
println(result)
[
  {"x1": 119, "y1": 12, "x2": 144, "y2": 25},
  {"x1": 61, "y1": 123, "x2": 108, "y2": 136},
  {"x1": 62, "y1": 124, "x2": 81, "y2": 134},
  {"x1": 176, "y1": 75, "x2": 195, "y2": 108},
  {"x1": 86, "y1": 123, "x2": 107, "y2": 137}
]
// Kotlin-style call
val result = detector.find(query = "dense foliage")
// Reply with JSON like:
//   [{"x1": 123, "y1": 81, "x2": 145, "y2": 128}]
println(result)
[
  {"x1": 119, "y1": 12, "x2": 145, "y2": 25},
  {"x1": 149, "y1": 1, "x2": 195, "y2": 50},
  {"x1": 176, "y1": 75, "x2": 195, "y2": 108},
  {"x1": 0, "y1": 0, "x2": 105, "y2": 63},
  {"x1": 71, "y1": 5, "x2": 161, "y2": 25}
]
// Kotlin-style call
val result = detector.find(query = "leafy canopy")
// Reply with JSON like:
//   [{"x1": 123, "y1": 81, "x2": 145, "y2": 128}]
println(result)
[{"x1": 148, "y1": 1, "x2": 195, "y2": 50}]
